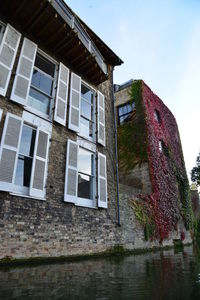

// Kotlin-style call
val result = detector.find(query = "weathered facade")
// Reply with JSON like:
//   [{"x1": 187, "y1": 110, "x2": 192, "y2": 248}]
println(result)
[
  {"x1": 0, "y1": 0, "x2": 125, "y2": 259},
  {"x1": 115, "y1": 79, "x2": 193, "y2": 245}
]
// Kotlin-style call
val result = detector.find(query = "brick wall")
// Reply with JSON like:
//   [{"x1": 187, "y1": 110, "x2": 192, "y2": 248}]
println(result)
[{"x1": 0, "y1": 39, "x2": 121, "y2": 259}]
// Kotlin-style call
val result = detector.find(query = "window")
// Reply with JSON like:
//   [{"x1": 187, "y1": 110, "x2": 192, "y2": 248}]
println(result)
[
  {"x1": 154, "y1": 109, "x2": 161, "y2": 123},
  {"x1": 118, "y1": 102, "x2": 135, "y2": 125},
  {"x1": 159, "y1": 140, "x2": 163, "y2": 153},
  {"x1": 80, "y1": 83, "x2": 95, "y2": 140},
  {"x1": 159, "y1": 140, "x2": 168, "y2": 156},
  {"x1": 65, "y1": 139, "x2": 107, "y2": 209},
  {"x1": 78, "y1": 147, "x2": 95, "y2": 201},
  {"x1": 69, "y1": 73, "x2": 105, "y2": 146},
  {"x1": 27, "y1": 52, "x2": 56, "y2": 117},
  {"x1": 0, "y1": 112, "x2": 51, "y2": 199},
  {"x1": 14, "y1": 124, "x2": 36, "y2": 193}
]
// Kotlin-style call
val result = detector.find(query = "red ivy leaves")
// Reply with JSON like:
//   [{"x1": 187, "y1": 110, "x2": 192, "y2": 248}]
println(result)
[{"x1": 138, "y1": 81, "x2": 187, "y2": 241}]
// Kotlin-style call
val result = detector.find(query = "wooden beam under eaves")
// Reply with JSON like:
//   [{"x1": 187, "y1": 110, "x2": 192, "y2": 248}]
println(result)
[
  {"x1": 36, "y1": 13, "x2": 58, "y2": 38},
  {"x1": 63, "y1": 41, "x2": 81, "y2": 58},
  {"x1": 10, "y1": 0, "x2": 27, "y2": 21},
  {"x1": 24, "y1": 0, "x2": 49, "y2": 31},
  {"x1": 54, "y1": 31, "x2": 77, "y2": 53},
  {"x1": 70, "y1": 48, "x2": 87, "y2": 64},
  {"x1": 45, "y1": 23, "x2": 67, "y2": 47},
  {"x1": 78, "y1": 55, "x2": 96, "y2": 73}
]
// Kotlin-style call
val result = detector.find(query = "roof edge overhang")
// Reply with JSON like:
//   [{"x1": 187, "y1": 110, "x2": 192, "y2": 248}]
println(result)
[{"x1": 0, "y1": 0, "x2": 123, "y2": 85}]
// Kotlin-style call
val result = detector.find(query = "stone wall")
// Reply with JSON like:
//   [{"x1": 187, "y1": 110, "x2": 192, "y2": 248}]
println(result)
[
  {"x1": 117, "y1": 190, "x2": 192, "y2": 250},
  {"x1": 0, "y1": 34, "x2": 121, "y2": 259}
]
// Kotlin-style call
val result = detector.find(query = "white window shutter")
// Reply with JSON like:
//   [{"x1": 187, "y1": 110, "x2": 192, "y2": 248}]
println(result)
[
  {"x1": 0, "y1": 113, "x2": 23, "y2": 192},
  {"x1": 98, "y1": 152, "x2": 107, "y2": 208},
  {"x1": 0, "y1": 24, "x2": 21, "y2": 96},
  {"x1": 11, "y1": 38, "x2": 37, "y2": 106},
  {"x1": 29, "y1": 129, "x2": 49, "y2": 199},
  {"x1": 0, "y1": 108, "x2": 3, "y2": 121},
  {"x1": 97, "y1": 91, "x2": 106, "y2": 146},
  {"x1": 54, "y1": 62, "x2": 69, "y2": 126},
  {"x1": 68, "y1": 72, "x2": 81, "y2": 132},
  {"x1": 64, "y1": 139, "x2": 79, "y2": 203}
]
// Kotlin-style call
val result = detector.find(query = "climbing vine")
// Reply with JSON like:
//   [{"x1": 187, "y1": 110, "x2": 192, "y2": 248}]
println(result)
[
  {"x1": 118, "y1": 80, "x2": 193, "y2": 241},
  {"x1": 117, "y1": 80, "x2": 148, "y2": 172}
]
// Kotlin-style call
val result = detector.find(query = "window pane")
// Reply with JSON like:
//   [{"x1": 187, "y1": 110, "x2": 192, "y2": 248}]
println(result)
[
  {"x1": 118, "y1": 107, "x2": 123, "y2": 117},
  {"x1": 31, "y1": 69, "x2": 53, "y2": 96},
  {"x1": 28, "y1": 88, "x2": 51, "y2": 115},
  {"x1": 81, "y1": 99, "x2": 92, "y2": 120},
  {"x1": 124, "y1": 115, "x2": 130, "y2": 123},
  {"x1": 78, "y1": 148, "x2": 93, "y2": 175},
  {"x1": 123, "y1": 105, "x2": 128, "y2": 114},
  {"x1": 15, "y1": 157, "x2": 33, "y2": 187},
  {"x1": 119, "y1": 116, "x2": 124, "y2": 124},
  {"x1": 81, "y1": 85, "x2": 93, "y2": 104},
  {"x1": 80, "y1": 117, "x2": 93, "y2": 139},
  {"x1": 78, "y1": 173, "x2": 93, "y2": 200},
  {"x1": 35, "y1": 54, "x2": 55, "y2": 77},
  {"x1": 19, "y1": 125, "x2": 36, "y2": 157},
  {"x1": 127, "y1": 104, "x2": 132, "y2": 113}
]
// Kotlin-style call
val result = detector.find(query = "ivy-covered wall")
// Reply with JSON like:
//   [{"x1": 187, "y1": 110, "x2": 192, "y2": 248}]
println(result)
[{"x1": 116, "y1": 80, "x2": 193, "y2": 242}]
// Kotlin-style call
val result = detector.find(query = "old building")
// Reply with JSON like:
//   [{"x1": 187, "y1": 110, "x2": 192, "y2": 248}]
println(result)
[
  {"x1": 0, "y1": 0, "x2": 124, "y2": 259},
  {"x1": 115, "y1": 79, "x2": 193, "y2": 244}
]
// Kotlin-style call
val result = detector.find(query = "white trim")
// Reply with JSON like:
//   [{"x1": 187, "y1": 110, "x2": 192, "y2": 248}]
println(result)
[
  {"x1": 64, "y1": 139, "x2": 79, "y2": 203},
  {"x1": 76, "y1": 146, "x2": 96, "y2": 208},
  {"x1": 23, "y1": 105, "x2": 52, "y2": 124},
  {"x1": 79, "y1": 80, "x2": 96, "y2": 143},
  {"x1": 0, "y1": 24, "x2": 21, "y2": 96},
  {"x1": 28, "y1": 48, "x2": 58, "y2": 121},
  {"x1": 0, "y1": 108, "x2": 3, "y2": 121},
  {"x1": 0, "y1": 113, "x2": 23, "y2": 192},
  {"x1": 0, "y1": 21, "x2": 5, "y2": 46},
  {"x1": 11, "y1": 38, "x2": 37, "y2": 105},
  {"x1": 98, "y1": 152, "x2": 108, "y2": 208},
  {"x1": 29, "y1": 128, "x2": 50, "y2": 199},
  {"x1": 22, "y1": 111, "x2": 52, "y2": 133},
  {"x1": 12, "y1": 112, "x2": 52, "y2": 199},
  {"x1": 77, "y1": 137, "x2": 96, "y2": 152},
  {"x1": 38, "y1": 48, "x2": 58, "y2": 65},
  {"x1": 10, "y1": 192, "x2": 46, "y2": 201},
  {"x1": 68, "y1": 72, "x2": 81, "y2": 132},
  {"x1": 64, "y1": 138, "x2": 97, "y2": 209},
  {"x1": 54, "y1": 62, "x2": 69, "y2": 126},
  {"x1": 76, "y1": 198, "x2": 96, "y2": 209},
  {"x1": 97, "y1": 91, "x2": 106, "y2": 146}
]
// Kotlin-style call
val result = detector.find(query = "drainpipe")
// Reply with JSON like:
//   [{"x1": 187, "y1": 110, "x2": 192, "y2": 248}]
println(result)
[{"x1": 111, "y1": 68, "x2": 120, "y2": 226}]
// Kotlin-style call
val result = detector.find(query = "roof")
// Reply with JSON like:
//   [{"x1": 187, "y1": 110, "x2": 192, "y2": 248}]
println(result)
[{"x1": 0, "y1": 0, "x2": 123, "y2": 85}]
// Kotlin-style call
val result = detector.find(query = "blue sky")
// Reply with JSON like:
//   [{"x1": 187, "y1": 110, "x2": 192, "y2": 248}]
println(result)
[{"x1": 67, "y1": 0, "x2": 200, "y2": 181}]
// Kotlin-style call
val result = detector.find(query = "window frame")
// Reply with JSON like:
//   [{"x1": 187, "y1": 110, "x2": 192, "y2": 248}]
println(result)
[
  {"x1": 13, "y1": 123, "x2": 37, "y2": 195},
  {"x1": 117, "y1": 101, "x2": 135, "y2": 125},
  {"x1": 79, "y1": 80, "x2": 96, "y2": 143},
  {"x1": 25, "y1": 49, "x2": 58, "y2": 121},
  {"x1": 11, "y1": 111, "x2": 52, "y2": 200},
  {"x1": 154, "y1": 109, "x2": 161, "y2": 123},
  {"x1": 76, "y1": 138, "x2": 97, "y2": 208}
]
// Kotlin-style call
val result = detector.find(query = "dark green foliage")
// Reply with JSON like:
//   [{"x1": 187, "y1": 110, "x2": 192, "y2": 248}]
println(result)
[
  {"x1": 191, "y1": 152, "x2": 200, "y2": 186},
  {"x1": 117, "y1": 80, "x2": 148, "y2": 172}
]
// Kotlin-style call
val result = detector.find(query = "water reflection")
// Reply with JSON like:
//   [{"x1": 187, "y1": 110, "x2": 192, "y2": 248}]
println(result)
[{"x1": 0, "y1": 245, "x2": 200, "y2": 299}]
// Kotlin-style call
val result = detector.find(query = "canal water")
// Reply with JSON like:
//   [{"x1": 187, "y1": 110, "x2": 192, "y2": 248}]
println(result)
[{"x1": 0, "y1": 245, "x2": 200, "y2": 300}]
